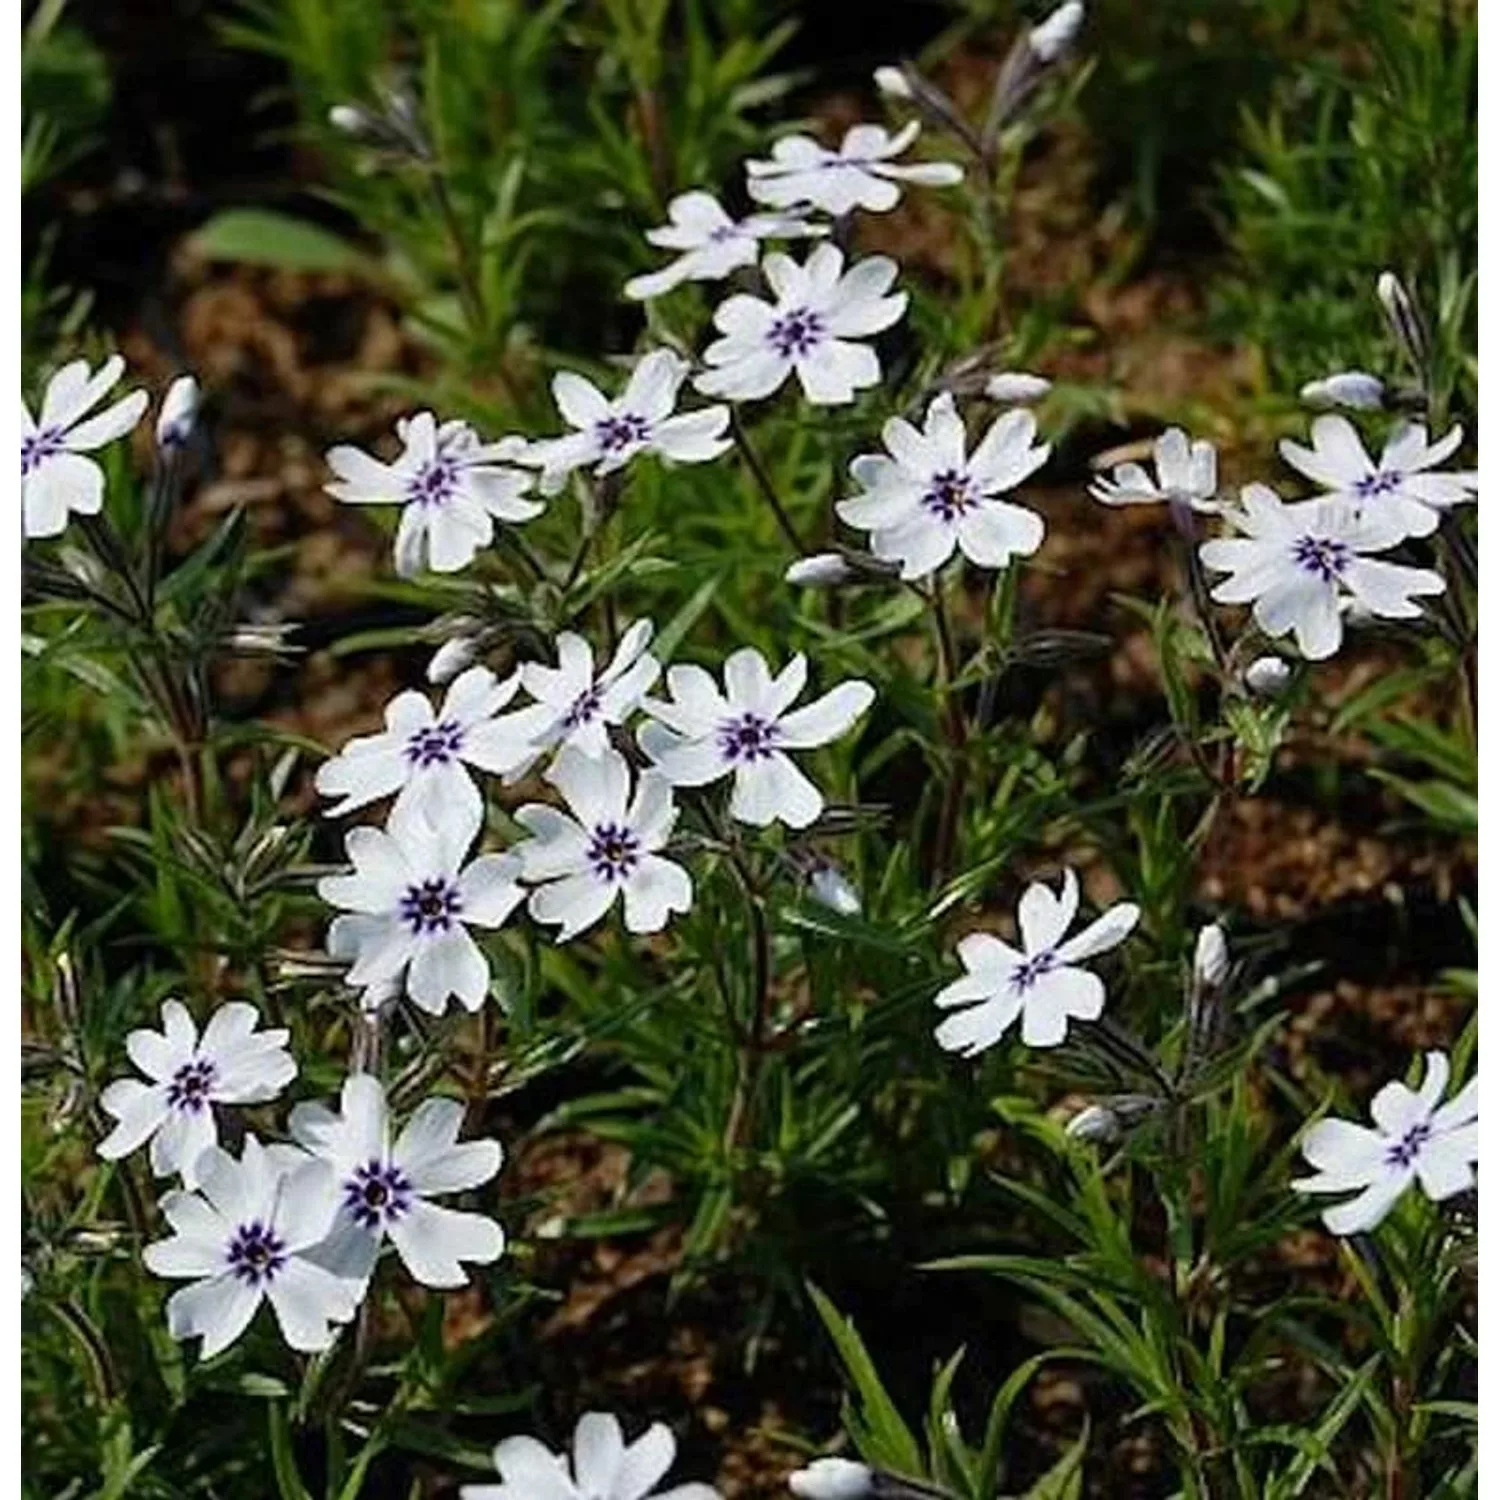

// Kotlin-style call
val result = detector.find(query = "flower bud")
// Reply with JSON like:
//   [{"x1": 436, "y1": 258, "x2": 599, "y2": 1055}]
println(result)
[
  {"x1": 1376, "y1": 271, "x2": 1428, "y2": 371},
  {"x1": 984, "y1": 370, "x2": 1052, "y2": 403},
  {"x1": 1065, "y1": 1103, "x2": 1120, "y2": 1144},
  {"x1": 809, "y1": 863, "x2": 861, "y2": 917},
  {"x1": 1029, "y1": 0, "x2": 1085, "y2": 62},
  {"x1": 328, "y1": 103, "x2": 376, "y2": 137},
  {"x1": 1193, "y1": 923, "x2": 1228, "y2": 989},
  {"x1": 789, "y1": 1460, "x2": 874, "y2": 1500},
  {"x1": 873, "y1": 66, "x2": 913, "y2": 100},
  {"x1": 1243, "y1": 656, "x2": 1291, "y2": 698},
  {"x1": 785, "y1": 552, "x2": 855, "y2": 589},
  {"x1": 155, "y1": 375, "x2": 199, "y2": 450},
  {"x1": 427, "y1": 634, "x2": 480, "y2": 684},
  {"x1": 1299, "y1": 370, "x2": 1385, "y2": 411}
]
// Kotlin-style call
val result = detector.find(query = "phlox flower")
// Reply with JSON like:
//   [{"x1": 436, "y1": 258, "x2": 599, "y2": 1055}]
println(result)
[
  {"x1": 624, "y1": 191, "x2": 823, "y2": 301},
  {"x1": 933, "y1": 868, "x2": 1138, "y2": 1054},
  {"x1": 514, "y1": 748, "x2": 692, "y2": 941},
  {"x1": 639, "y1": 647, "x2": 874, "y2": 829},
  {"x1": 318, "y1": 797, "x2": 525, "y2": 1014},
  {"x1": 1278, "y1": 415, "x2": 1476, "y2": 542},
  {"x1": 97, "y1": 1000, "x2": 295, "y2": 1188},
  {"x1": 142, "y1": 1136, "x2": 358, "y2": 1357},
  {"x1": 1089, "y1": 428, "x2": 1218, "y2": 512},
  {"x1": 22, "y1": 356, "x2": 149, "y2": 539},
  {"x1": 289, "y1": 1073, "x2": 504, "y2": 1291},
  {"x1": 315, "y1": 665, "x2": 530, "y2": 823},
  {"x1": 1293, "y1": 1051, "x2": 1477, "y2": 1235},
  {"x1": 526, "y1": 351, "x2": 730, "y2": 496},
  {"x1": 694, "y1": 244, "x2": 906, "y2": 407},
  {"x1": 1199, "y1": 483, "x2": 1444, "y2": 661},
  {"x1": 837, "y1": 392, "x2": 1048, "y2": 579},
  {"x1": 461, "y1": 1411, "x2": 720, "y2": 1500},
  {"x1": 325, "y1": 412, "x2": 542, "y2": 576},
  {"x1": 746, "y1": 122, "x2": 962, "y2": 217}
]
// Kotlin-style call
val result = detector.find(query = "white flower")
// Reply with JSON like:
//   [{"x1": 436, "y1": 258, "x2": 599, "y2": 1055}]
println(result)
[
  {"x1": 784, "y1": 552, "x2": 855, "y2": 588},
  {"x1": 514, "y1": 748, "x2": 692, "y2": 941},
  {"x1": 1278, "y1": 415, "x2": 1476, "y2": 541},
  {"x1": 1293, "y1": 1051, "x2": 1477, "y2": 1235},
  {"x1": 695, "y1": 245, "x2": 906, "y2": 407},
  {"x1": 1192, "y1": 924, "x2": 1228, "y2": 989},
  {"x1": 289, "y1": 1074, "x2": 503, "y2": 1291},
  {"x1": 624, "y1": 192, "x2": 823, "y2": 301},
  {"x1": 488, "y1": 621, "x2": 661, "y2": 774},
  {"x1": 1029, "y1": 1, "x2": 1085, "y2": 62},
  {"x1": 789, "y1": 1460, "x2": 873, "y2": 1500},
  {"x1": 460, "y1": 1411, "x2": 720, "y2": 1500},
  {"x1": 933, "y1": 868, "x2": 1138, "y2": 1054},
  {"x1": 97, "y1": 1000, "x2": 295, "y2": 1188},
  {"x1": 142, "y1": 1135, "x2": 358, "y2": 1357},
  {"x1": 1299, "y1": 371, "x2": 1385, "y2": 411},
  {"x1": 22, "y1": 356, "x2": 149, "y2": 539},
  {"x1": 639, "y1": 647, "x2": 874, "y2": 829},
  {"x1": 837, "y1": 392, "x2": 1048, "y2": 580},
  {"x1": 526, "y1": 352, "x2": 730, "y2": 496},
  {"x1": 984, "y1": 371, "x2": 1052, "y2": 403},
  {"x1": 315, "y1": 666, "x2": 528, "y2": 822},
  {"x1": 746, "y1": 122, "x2": 962, "y2": 217},
  {"x1": 1199, "y1": 483, "x2": 1444, "y2": 661},
  {"x1": 1242, "y1": 655, "x2": 1292, "y2": 697},
  {"x1": 156, "y1": 374, "x2": 200, "y2": 449},
  {"x1": 318, "y1": 797, "x2": 525, "y2": 1015},
  {"x1": 1089, "y1": 428, "x2": 1218, "y2": 511},
  {"x1": 325, "y1": 412, "x2": 542, "y2": 576}
]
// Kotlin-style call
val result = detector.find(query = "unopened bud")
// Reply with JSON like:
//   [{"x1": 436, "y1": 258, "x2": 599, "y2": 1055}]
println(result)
[
  {"x1": 427, "y1": 634, "x2": 480, "y2": 683},
  {"x1": 329, "y1": 103, "x2": 376, "y2": 137},
  {"x1": 984, "y1": 370, "x2": 1052, "y2": 403},
  {"x1": 1243, "y1": 656, "x2": 1291, "y2": 697},
  {"x1": 809, "y1": 863, "x2": 861, "y2": 917},
  {"x1": 785, "y1": 552, "x2": 855, "y2": 589},
  {"x1": 1300, "y1": 370, "x2": 1385, "y2": 411},
  {"x1": 227, "y1": 622, "x2": 299, "y2": 655},
  {"x1": 789, "y1": 1460, "x2": 874, "y2": 1500},
  {"x1": 1029, "y1": 0, "x2": 1085, "y2": 62},
  {"x1": 1065, "y1": 1103, "x2": 1119, "y2": 1144},
  {"x1": 1193, "y1": 924, "x2": 1229, "y2": 989},
  {"x1": 155, "y1": 375, "x2": 199, "y2": 449},
  {"x1": 1376, "y1": 271, "x2": 1428, "y2": 371},
  {"x1": 873, "y1": 66, "x2": 913, "y2": 101}
]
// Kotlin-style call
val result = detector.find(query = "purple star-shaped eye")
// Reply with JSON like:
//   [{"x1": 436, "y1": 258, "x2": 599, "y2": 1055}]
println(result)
[
  {"x1": 408, "y1": 458, "x2": 459, "y2": 508},
  {"x1": 1009, "y1": 949, "x2": 1058, "y2": 994},
  {"x1": 717, "y1": 712, "x2": 779, "y2": 763},
  {"x1": 1384, "y1": 1119, "x2": 1434, "y2": 1168},
  {"x1": 1291, "y1": 535, "x2": 1351, "y2": 582},
  {"x1": 227, "y1": 1221, "x2": 287, "y2": 1285},
  {"x1": 166, "y1": 1057, "x2": 218, "y2": 1113},
  {"x1": 405, "y1": 720, "x2": 465, "y2": 767},
  {"x1": 343, "y1": 1158, "x2": 414, "y2": 1228},
  {"x1": 922, "y1": 468, "x2": 977, "y2": 522},
  {"x1": 766, "y1": 308, "x2": 827, "y2": 360},
  {"x1": 563, "y1": 686, "x2": 603, "y2": 729},
  {"x1": 21, "y1": 428, "x2": 65, "y2": 477},
  {"x1": 595, "y1": 413, "x2": 652, "y2": 453},
  {"x1": 399, "y1": 877, "x2": 462, "y2": 935},
  {"x1": 586, "y1": 822, "x2": 641, "y2": 882}
]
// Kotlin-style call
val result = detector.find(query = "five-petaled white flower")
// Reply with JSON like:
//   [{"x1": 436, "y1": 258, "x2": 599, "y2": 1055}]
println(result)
[
  {"x1": 624, "y1": 191, "x2": 823, "y2": 301},
  {"x1": 933, "y1": 868, "x2": 1139, "y2": 1054},
  {"x1": 460, "y1": 1411, "x2": 720, "y2": 1500},
  {"x1": 746, "y1": 122, "x2": 962, "y2": 217},
  {"x1": 526, "y1": 352, "x2": 730, "y2": 496},
  {"x1": 1293, "y1": 1051, "x2": 1477, "y2": 1236},
  {"x1": 325, "y1": 412, "x2": 542, "y2": 576},
  {"x1": 318, "y1": 797, "x2": 525, "y2": 1014},
  {"x1": 142, "y1": 1135, "x2": 358, "y2": 1357},
  {"x1": 315, "y1": 666, "x2": 529, "y2": 823},
  {"x1": 22, "y1": 356, "x2": 149, "y2": 539},
  {"x1": 1089, "y1": 428, "x2": 1219, "y2": 512},
  {"x1": 1278, "y1": 415, "x2": 1476, "y2": 542},
  {"x1": 639, "y1": 647, "x2": 874, "y2": 829},
  {"x1": 514, "y1": 748, "x2": 692, "y2": 941},
  {"x1": 1199, "y1": 483, "x2": 1444, "y2": 661},
  {"x1": 97, "y1": 1000, "x2": 295, "y2": 1188},
  {"x1": 837, "y1": 392, "x2": 1048, "y2": 579},
  {"x1": 490, "y1": 621, "x2": 660, "y2": 775},
  {"x1": 695, "y1": 245, "x2": 906, "y2": 407},
  {"x1": 289, "y1": 1073, "x2": 504, "y2": 1291}
]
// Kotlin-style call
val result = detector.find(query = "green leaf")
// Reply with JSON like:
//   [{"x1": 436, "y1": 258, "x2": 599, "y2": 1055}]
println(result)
[
  {"x1": 268, "y1": 1402, "x2": 313, "y2": 1500},
  {"x1": 190, "y1": 209, "x2": 374, "y2": 275},
  {"x1": 1019, "y1": 1423, "x2": 1087, "y2": 1500}
]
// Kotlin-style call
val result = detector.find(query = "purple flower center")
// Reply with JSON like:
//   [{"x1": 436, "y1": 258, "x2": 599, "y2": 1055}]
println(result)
[
  {"x1": 1385, "y1": 1119, "x2": 1433, "y2": 1169},
  {"x1": 1354, "y1": 470, "x2": 1402, "y2": 499},
  {"x1": 1291, "y1": 535, "x2": 1350, "y2": 581},
  {"x1": 587, "y1": 821, "x2": 641, "y2": 883},
  {"x1": 21, "y1": 427, "x2": 64, "y2": 478},
  {"x1": 717, "y1": 711, "x2": 780, "y2": 763},
  {"x1": 343, "y1": 1158, "x2": 413, "y2": 1229},
  {"x1": 227, "y1": 1221, "x2": 286, "y2": 1286},
  {"x1": 1010, "y1": 949, "x2": 1058, "y2": 994},
  {"x1": 400, "y1": 877, "x2": 462, "y2": 935},
  {"x1": 408, "y1": 457, "x2": 459, "y2": 508},
  {"x1": 563, "y1": 685, "x2": 603, "y2": 729},
  {"x1": 766, "y1": 307, "x2": 827, "y2": 359},
  {"x1": 166, "y1": 1057, "x2": 217, "y2": 1113},
  {"x1": 405, "y1": 720, "x2": 465, "y2": 767},
  {"x1": 708, "y1": 223, "x2": 744, "y2": 244},
  {"x1": 922, "y1": 468, "x2": 977, "y2": 523},
  {"x1": 595, "y1": 413, "x2": 652, "y2": 453}
]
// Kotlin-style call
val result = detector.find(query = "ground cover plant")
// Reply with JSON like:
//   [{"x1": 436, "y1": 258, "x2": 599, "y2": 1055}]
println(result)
[{"x1": 21, "y1": 0, "x2": 1478, "y2": 1496}]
